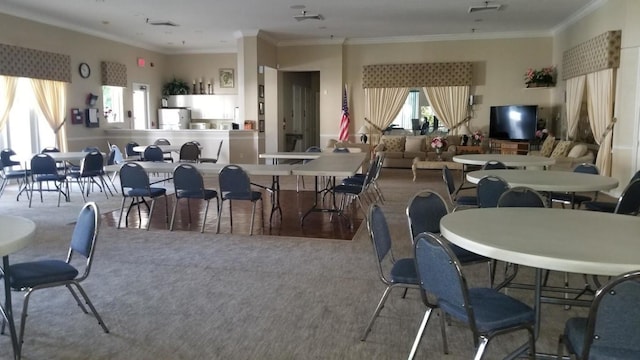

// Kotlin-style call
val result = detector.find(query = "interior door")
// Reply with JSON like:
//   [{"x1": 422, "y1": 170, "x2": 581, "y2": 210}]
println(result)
[{"x1": 132, "y1": 83, "x2": 150, "y2": 129}]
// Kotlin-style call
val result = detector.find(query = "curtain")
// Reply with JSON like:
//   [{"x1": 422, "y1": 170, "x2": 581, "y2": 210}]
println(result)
[
  {"x1": 565, "y1": 76, "x2": 586, "y2": 140},
  {"x1": 364, "y1": 87, "x2": 409, "y2": 145},
  {"x1": 423, "y1": 86, "x2": 469, "y2": 133},
  {"x1": 586, "y1": 69, "x2": 615, "y2": 176},
  {"x1": 30, "y1": 79, "x2": 68, "y2": 152},
  {"x1": 0, "y1": 76, "x2": 18, "y2": 132}
]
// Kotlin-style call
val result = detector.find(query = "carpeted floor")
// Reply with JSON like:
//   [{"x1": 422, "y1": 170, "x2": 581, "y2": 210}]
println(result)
[{"x1": 0, "y1": 168, "x2": 592, "y2": 359}]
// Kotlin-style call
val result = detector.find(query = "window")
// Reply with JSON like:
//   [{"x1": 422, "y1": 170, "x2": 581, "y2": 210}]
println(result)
[
  {"x1": 102, "y1": 86, "x2": 124, "y2": 123},
  {"x1": 391, "y1": 90, "x2": 419, "y2": 129},
  {"x1": 1, "y1": 78, "x2": 55, "y2": 154}
]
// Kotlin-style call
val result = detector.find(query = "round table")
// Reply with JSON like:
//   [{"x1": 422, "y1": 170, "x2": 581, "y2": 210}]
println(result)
[
  {"x1": 0, "y1": 215, "x2": 36, "y2": 359},
  {"x1": 466, "y1": 169, "x2": 619, "y2": 192},
  {"x1": 132, "y1": 145, "x2": 182, "y2": 153},
  {"x1": 453, "y1": 154, "x2": 556, "y2": 167}
]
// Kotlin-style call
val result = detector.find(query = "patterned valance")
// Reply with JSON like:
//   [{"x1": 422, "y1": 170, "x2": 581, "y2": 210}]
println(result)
[
  {"x1": 0, "y1": 44, "x2": 71, "y2": 82},
  {"x1": 362, "y1": 62, "x2": 473, "y2": 88},
  {"x1": 101, "y1": 61, "x2": 127, "y2": 87},
  {"x1": 562, "y1": 30, "x2": 621, "y2": 80}
]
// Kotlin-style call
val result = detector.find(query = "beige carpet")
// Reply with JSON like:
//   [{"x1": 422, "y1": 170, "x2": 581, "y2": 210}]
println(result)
[{"x1": 0, "y1": 168, "x2": 590, "y2": 359}]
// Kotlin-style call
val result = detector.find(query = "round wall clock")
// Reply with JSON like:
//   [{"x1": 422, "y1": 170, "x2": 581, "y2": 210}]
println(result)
[{"x1": 79, "y1": 63, "x2": 91, "y2": 79}]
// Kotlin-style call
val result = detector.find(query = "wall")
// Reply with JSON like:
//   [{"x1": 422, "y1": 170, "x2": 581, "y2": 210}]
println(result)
[
  {"x1": 553, "y1": 0, "x2": 640, "y2": 194},
  {"x1": 164, "y1": 53, "x2": 237, "y2": 96}
]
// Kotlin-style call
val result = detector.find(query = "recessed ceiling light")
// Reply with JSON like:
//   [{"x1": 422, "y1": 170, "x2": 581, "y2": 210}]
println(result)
[
  {"x1": 474, "y1": 18, "x2": 483, "y2": 22},
  {"x1": 318, "y1": 26, "x2": 326, "y2": 30},
  {"x1": 101, "y1": 20, "x2": 109, "y2": 25},
  {"x1": 290, "y1": 5, "x2": 306, "y2": 10}
]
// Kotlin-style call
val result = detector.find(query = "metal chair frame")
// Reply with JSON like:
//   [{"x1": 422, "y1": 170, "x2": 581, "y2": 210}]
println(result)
[
  {"x1": 216, "y1": 165, "x2": 263, "y2": 235},
  {"x1": 171, "y1": 164, "x2": 219, "y2": 233},
  {"x1": 118, "y1": 162, "x2": 168, "y2": 230}
]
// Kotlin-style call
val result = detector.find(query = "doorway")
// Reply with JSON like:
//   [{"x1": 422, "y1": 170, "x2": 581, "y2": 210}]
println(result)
[
  {"x1": 132, "y1": 83, "x2": 150, "y2": 129},
  {"x1": 281, "y1": 71, "x2": 320, "y2": 151}
]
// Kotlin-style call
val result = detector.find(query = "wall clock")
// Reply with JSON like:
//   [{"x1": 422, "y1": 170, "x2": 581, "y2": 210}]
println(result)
[{"x1": 79, "y1": 63, "x2": 91, "y2": 79}]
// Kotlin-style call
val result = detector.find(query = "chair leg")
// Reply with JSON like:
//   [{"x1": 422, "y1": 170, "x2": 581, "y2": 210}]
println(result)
[
  {"x1": 170, "y1": 196, "x2": 179, "y2": 231},
  {"x1": 217, "y1": 199, "x2": 225, "y2": 234},
  {"x1": 249, "y1": 200, "x2": 257, "y2": 235},
  {"x1": 147, "y1": 198, "x2": 156, "y2": 231},
  {"x1": 164, "y1": 194, "x2": 169, "y2": 228},
  {"x1": 201, "y1": 199, "x2": 210, "y2": 233},
  {"x1": 117, "y1": 197, "x2": 127, "y2": 229},
  {"x1": 65, "y1": 284, "x2": 89, "y2": 313},
  {"x1": 361, "y1": 285, "x2": 393, "y2": 341},
  {"x1": 408, "y1": 307, "x2": 433, "y2": 360},
  {"x1": 473, "y1": 336, "x2": 490, "y2": 360},
  {"x1": 229, "y1": 200, "x2": 234, "y2": 233},
  {"x1": 18, "y1": 289, "x2": 36, "y2": 352},
  {"x1": 70, "y1": 282, "x2": 109, "y2": 333},
  {"x1": 439, "y1": 309, "x2": 449, "y2": 354}
]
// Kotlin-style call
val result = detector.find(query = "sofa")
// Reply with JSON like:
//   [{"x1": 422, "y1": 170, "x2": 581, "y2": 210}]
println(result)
[
  {"x1": 374, "y1": 134, "x2": 462, "y2": 168},
  {"x1": 528, "y1": 136, "x2": 596, "y2": 171}
]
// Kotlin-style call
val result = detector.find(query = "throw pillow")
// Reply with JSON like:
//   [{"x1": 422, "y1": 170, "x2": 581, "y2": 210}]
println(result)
[
  {"x1": 567, "y1": 144, "x2": 588, "y2": 158},
  {"x1": 550, "y1": 140, "x2": 573, "y2": 158},
  {"x1": 381, "y1": 136, "x2": 405, "y2": 152},
  {"x1": 539, "y1": 136, "x2": 556, "y2": 157},
  {"x1": 404, "y1": 136, "x2": 425, "y2": 153}
]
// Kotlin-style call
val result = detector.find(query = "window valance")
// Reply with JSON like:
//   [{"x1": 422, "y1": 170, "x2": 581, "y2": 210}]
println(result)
[
  {"x1": 101, "y1": 61, "x2": 127, "y2": 87},
  {"x1": 362, "y1": 62, "x2": 473, "y2": 88},
  {"x1": 562, "y1": 30, "x2": 621, "y2": 80},
  {"x1": 0, "y1": 44, "x2": 71, "y2": 82}
]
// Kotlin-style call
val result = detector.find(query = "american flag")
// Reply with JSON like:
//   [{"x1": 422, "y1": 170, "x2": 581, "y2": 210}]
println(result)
[{"x1": 339, "y1": 84, "x2": 350, "y2": 141}]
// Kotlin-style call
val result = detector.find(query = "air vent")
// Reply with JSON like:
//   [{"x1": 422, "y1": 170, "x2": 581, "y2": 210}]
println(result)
[
  {"x1": 146, "y1": 19, "x2": 179, "y2": 26},
  {"x1": 294, "y1": 11, "x2": 324, "y2": 21},
  {"x1": 468, "y1": 2, "x2": 502, "y2": 13}
]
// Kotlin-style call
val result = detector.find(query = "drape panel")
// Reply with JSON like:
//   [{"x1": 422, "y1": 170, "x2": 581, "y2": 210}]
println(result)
[
  {"x1": 565, "y1": 76, "x2": 586, "y2": 140},
  {"x1": 0, "y1": 76, "x2": 18, "y2": 132},
  {"x1": 586, "y1": 69, "x2": 614, "y2": 177},
  {"x1": 364, "y1": 87, "x2": 409, "y2": 145},
  {"x1": 423, "y1": 86, "x2": 469, "y2": 133},
  {"x1": 30, "y1": 79, "x2": 68, "y2": 151}
]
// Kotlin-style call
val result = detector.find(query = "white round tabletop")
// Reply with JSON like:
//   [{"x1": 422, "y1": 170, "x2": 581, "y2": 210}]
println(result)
[
  {"x1": 453, "y1": 154, "x2": 555, "y2": 167},
  {"x1": 132, "y1": 145, "x2": 182, "y2": 153},
  {"x1": 0, "y1": 215, "x2": 35, "y2": 256},
  {"x1": 440, "y1": 208, "x2": 640, "y2": 276},
  {"x1": 467, "y1": 169, "x2": 619, "y2": 192}
]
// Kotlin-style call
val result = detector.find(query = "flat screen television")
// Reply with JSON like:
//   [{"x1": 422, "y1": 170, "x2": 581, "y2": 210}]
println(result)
[{"x1": 489, "y1": 105, "x2": 538, "y2": 141}]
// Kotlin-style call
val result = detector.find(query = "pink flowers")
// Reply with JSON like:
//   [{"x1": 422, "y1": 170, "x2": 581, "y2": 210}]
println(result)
[
  {"x1": 535, "y1": 129, "x2": 548, "y2": 139},
  {"x1": 524, "y1": 66, "x2": 556, "y2": 85},
  {"x1": 472, "y1": 130, "x2": 483, "y2": 142},
  {"x1": 431, "y1": 136, "x2": 447, "y2": 149}
]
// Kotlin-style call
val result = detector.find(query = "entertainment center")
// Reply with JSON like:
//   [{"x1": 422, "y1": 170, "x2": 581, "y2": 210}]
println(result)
[{"x1": 487, "y1": 104, "x2": 539, "y2": 155}]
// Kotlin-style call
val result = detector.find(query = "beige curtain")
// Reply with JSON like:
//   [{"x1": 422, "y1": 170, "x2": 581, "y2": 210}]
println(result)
[
  {"x1": 565, "y1": 75, "x2": 586, "y2": 140},
  {"x1": 422, "y1": 86, "x2": 469, "y2": 133},
  {"x1": 586, "y1": 69, "x2": 615, "y2": 176},
  {"x1": 30, "y1": 79, "x2": 68, "y2": 151},
  {"x1": 0, "y1": 76, "x2": 18, "y2": 132},
  {"x1": 364, "y1": 87, "x2": 409, "y2": 144}
]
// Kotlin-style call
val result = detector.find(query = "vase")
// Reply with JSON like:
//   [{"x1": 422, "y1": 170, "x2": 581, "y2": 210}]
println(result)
[{"x1": 435, "y1": 147, "x2": 443, "y2": 161}]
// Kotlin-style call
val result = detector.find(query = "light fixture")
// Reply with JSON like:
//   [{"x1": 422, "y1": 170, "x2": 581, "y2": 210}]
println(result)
[
  {"x1": 358, "y1": 125, "x2": 370, "y2": 144},
  {"x1": 468, "y1": 1, "x2": 502, "y2": 13}
]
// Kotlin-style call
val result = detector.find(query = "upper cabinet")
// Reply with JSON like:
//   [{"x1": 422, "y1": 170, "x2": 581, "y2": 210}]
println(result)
[{"x1": 167, "y1": 95, "x2": 238, "y2": 120}]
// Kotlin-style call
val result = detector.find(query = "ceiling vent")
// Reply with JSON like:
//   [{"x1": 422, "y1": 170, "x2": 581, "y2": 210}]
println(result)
[
  {"x1": 294, "y1": 11, "x2": 324, "y2": 21},
  {"x1": 468, "y1": 2, "x2": 502, "y2": 13},
  {"x1": 146, "y1": 19, "x2": 179, "y2": 26}
]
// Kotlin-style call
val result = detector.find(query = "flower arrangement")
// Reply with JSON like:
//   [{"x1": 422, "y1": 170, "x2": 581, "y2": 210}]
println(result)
[
  {"x1": 524, "y1": 66, "x2": 556, "y2": 87},
  {"x1": 430, "y1": 136, "x2": 447, "y2": 150},
  {"x1": 535, "y1": 128, "x2": 548, "y2": 140},
  {"x1": 472, "y1": 130, "x2": 484, "y2": 145}
]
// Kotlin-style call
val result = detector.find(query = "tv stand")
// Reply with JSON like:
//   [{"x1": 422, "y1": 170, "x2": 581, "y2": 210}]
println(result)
[{"x1": 490, "y1": 140, "x2": 530, "y2": 155}]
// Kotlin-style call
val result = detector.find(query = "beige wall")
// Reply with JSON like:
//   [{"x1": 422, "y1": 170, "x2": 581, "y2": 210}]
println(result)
[
  {"x1": 553, "y1": 0, "x2": 640, "y2": 194},
  {"x1": 165, "y1": 53, "x2": 236, "y2": 96}
]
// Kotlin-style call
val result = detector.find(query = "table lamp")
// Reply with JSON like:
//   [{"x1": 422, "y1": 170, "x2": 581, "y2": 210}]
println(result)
[
  {"x1": 358, "y1": 125, "x2": 370, "y2": 144},
  {"x1": 460, "y1": 124, "x2": 471, "y2": 146}
]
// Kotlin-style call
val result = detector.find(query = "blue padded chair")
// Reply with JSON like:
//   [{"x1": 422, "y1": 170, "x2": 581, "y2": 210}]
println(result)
[
  {"x1": 0, "y1": 149, "x2": 29, "y2": 199},
  {"x1": 360, "y1": 204, "x2": 420, "y2": 341},
  {"x1": 549, "y1": 163, "x2": 599, "y2": 209},
  {"x1": 442, "y1": 165, "x2": 477, "y2": 210},
  {"x1": 29, "y1": 153, "x2": 69, "y2": 207},
  {"x1": 297, "y1": 146, "x2": 322, "y2": 192},
  {"x1": 200, "y1": 140, "x2": 223, "y2": 163},
  {"x1": 408, "y1": 232, "x2": 535, "y2": 360},
  {"x1": 482, "y1": 160, "x2": 507, "y2": 170},
  {"x1": 333, "y1": 158, "x2": 379, "y2": 219},
  {"x1": 477, "y1": 175, "x2": 509, "y2": 208},
  {"x1": 143, "y1": 145, "x2": 164, "y2": 162},
  {"x1": 558, "y1": 270, "x2": 640, "y2": 360},
  {"x1": 171, "y1": 164, "x2": 219, "y2": 233},
  {"x1": 178, "y1": 142, "x2": 201, "y2": 163},
  {"x1": 584, "y1": 171, "x2": 640, "y2": 213},
  {"x1": 333, "y1": 147, "x2": 350, "y2": 153},
  {"x1": 67, "y1": 151, "x2": 110, "y2": 201},
  {"x1": 217, "y1": 165, "x2": 263, "y2": 235},
  {"x1": 497, "y1": 186, "x2": 547, "y2": 208},
  {"x1": 406, "y1": 189, "x2": 496, "y2": 286},
  {"x1": 153, "y1": 138, "x2": 173, "y2": 162},
  {"x1": 118, "y1": 162, "x2": 168, "y2": 230},
  {"x1": 125, "y1": 141, "x2": 140, "y2": 160},
  {"x1": 1, "y1": 202, "x2": 109, "y2": 354},
  {"x1": 342, "y1": 154, "x2": 385, "y2": 203}
]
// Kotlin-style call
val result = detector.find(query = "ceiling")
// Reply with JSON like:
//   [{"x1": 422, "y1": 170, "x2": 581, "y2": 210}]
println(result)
[{"x1": 0, "y1": 0, "x2": 600, "y2": 54}]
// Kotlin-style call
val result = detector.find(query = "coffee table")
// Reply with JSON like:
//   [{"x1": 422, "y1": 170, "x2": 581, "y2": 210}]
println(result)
[{"x1": 411, "y1": 157, "x2": 462, "y2": 181}]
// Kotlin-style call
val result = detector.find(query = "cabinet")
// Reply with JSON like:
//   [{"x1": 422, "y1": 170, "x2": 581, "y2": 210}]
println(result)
[
  {"x1": 456, "y1": 145, "x2": 484, "y2": 155},
  {"x1": 167, "y1": 95, "x2": 238, "y2": 120},
  {"x1": 493, "y1": 141, "x2": 529, "y2": 155}
]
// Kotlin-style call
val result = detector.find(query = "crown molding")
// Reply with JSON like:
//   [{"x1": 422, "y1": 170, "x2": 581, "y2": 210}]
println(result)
[
  {"x1": 344, "y1": 31, "x2": 553, "y2": 46},
  {"x1": 278, "y1": 37, "x2": 346, "y2": 47},
  {"x1": 551, "y1": 0, "x2": 608, "y2": 35}
]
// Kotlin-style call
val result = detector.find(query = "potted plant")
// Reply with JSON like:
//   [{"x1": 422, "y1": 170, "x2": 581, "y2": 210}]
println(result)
[{"x1": 162, "y1": 77, "x2": 190, "y2": 96}]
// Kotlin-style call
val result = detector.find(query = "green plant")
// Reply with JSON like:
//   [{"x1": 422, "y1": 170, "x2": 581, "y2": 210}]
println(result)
[{"x1": 162, "y1": 77, "x2": 190, "y2": 96}]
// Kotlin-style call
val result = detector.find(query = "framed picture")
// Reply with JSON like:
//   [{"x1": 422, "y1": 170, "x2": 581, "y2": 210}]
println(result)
[
  {"x1": 71, "y1": 108, "x2": 84, "y2": 125},
  {"x1": 259, "y1": 120, "x2": 265, "y2": 133},
  {"x1": 258, "y1": 102, "x2": 264, "y2": 115},
  {"x1": 219, "y1": 69, "x2": 234, "y2": 88},
  {"x1": 258, "y1": 85, "x2": 264, "y2": 98}
]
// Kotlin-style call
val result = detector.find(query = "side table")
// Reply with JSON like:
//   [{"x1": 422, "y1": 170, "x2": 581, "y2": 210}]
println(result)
[{"x1": 456, "y1": 145, "x2": 484, "y2": 154}]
